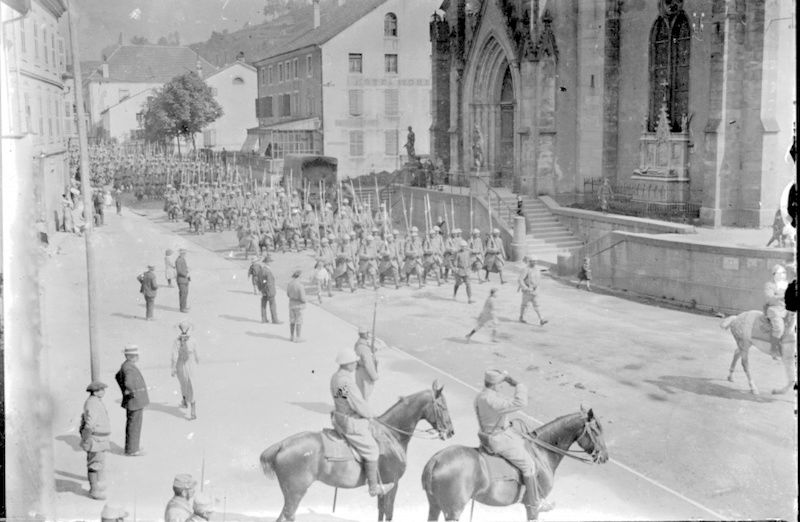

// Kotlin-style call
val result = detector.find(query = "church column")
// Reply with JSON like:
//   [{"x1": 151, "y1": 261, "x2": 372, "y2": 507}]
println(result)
[
  {"x1": 700, "y1": 0, "x2": 746, "y2": 226},
  {"x1": 518, "y1": 61, "x2": 537, "y2": 197},
  {"x1": 601, "y1": 0, "x2": 620, "y2": 183}
]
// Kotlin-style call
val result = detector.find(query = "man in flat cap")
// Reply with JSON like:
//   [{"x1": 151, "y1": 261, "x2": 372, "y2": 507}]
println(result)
[
  {"x1": 81, "y1": 381, "x2": 111, "y2": 499},
  {"x1": 172, "y1": 322, "x2": 199, "y2": 420},
  {"x1": 176, "y1": 249, "x2": 191, "y2": 313},
  {"x1": 101, "y1": 504, "x2": 128, "y2": 522},
  {"x1": 187, "y1": 494, "x2": 214, "y2": 522},
  {"x1": 286, "y1": 269, "x2": 307, "y2": 342},
  {"x1": 475, "y1": 369, "x2": 553, "y2": 519},
  {"x1": 164, "y1": 474, "x2": 196, "y2": 522},
  {"x1": 137, "y1": 264, "x2": 158, "y2": 321},
  {"x1": 114, "y1": 345, "x2": 149, "y2": 456},
  {"x1": 354, "y1": 325, "x2": 379, "y2": 400},
  {"x1": 330, "y1": 347, "x2": 394, "y2": 497}
]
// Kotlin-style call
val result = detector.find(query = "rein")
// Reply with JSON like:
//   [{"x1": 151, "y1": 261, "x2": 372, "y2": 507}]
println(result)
[
  {"x1": 524, "y1": 422, "x2": 599, "y2": 465},
  {"x1": 375, "y1": 393, "x2": 448, "y2": 441}
]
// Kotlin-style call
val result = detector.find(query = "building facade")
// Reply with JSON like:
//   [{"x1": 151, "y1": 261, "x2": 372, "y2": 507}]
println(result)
[
  {"x1": 246, "y1": 0, "x2": 439, "y2": 178},
  {"x1": 199, "y1": 61, "x2": 258, "y2": 151},
  {"x1": 430, "y1": 0, "x2": 796, "y2": 227},
  {"x1": 1, "y1": 0, "x2": 71, "y2": 233},
  {"x1": 84, "y1": 45, "x2": 217, "y2": 141}
]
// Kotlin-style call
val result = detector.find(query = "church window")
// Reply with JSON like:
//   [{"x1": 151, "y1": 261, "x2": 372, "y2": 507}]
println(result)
[
  {"x1": 648, "y1": 11, "x2": 691, "y2": 132},
  {"x1": 384, "y1": 13, "x2": 397, "y2": 37}
]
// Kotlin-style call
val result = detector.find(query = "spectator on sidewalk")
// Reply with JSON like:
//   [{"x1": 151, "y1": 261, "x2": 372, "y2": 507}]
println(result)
[
  {"x1": 80, "y1": 381, "x2": 111, "y2": 500},
  {"x1": 247, "y1": 258, "x2": 262, "y2": 295},
  {"x1": 114, "y1": 345, "x2": 149, "y2": 456},
  {"x1": 101, "y1": 504, "x2": 129, "y2": 522},
  {"x1": 286, "y1": 269, "x2": 307, "y2": 342},
  {"x1": 518, "y1": 257, "x2": 548, "y2": 326},
  {"x1": 114, "y1": 187, "x2": 123, "y2": 216},
  {"x1": 466, "y1": 287, "x2": 499, "y2": 343},
  {"x1": 164, "y1": 474, "x2": 197, "y2": 522},
  {"x1": 137, "y1": 265, "x2": 158, "y2": 321},
  {"x1": 172, "y1": 322, "x2": 199, "y2": 420},
  {"x1": 165, "y1": 249, "x2": 176, "y2": 288},
  {"x1": 176, "y1": 249, "x2": 191, "y2": 313},
  {"x1": 577, "y1": 257, "x2": 592, "y2": 291},
  {"x1": 257, "y1": 255, "x2": 280, "y2": 324},
  {"x1": 187, "y1": 494, "x2": 214, "y2": 522}
]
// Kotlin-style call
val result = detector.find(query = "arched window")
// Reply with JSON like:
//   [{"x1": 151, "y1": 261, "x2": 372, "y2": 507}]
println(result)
[
  {"x1": 384, "y1": 13, "x2": 397, "y2": 37},
  {"x1": 648, "y1": 11, "x2": 690, "y2": 131},
  {"x1": 233, "y1": 76, "x2": 244, "y2": 85}
]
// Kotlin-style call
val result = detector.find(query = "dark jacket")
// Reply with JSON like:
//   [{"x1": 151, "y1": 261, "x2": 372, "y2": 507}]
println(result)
[
  {"x1": 137, "y1": 270, "x2": 158, "y2": 298},
  {"x1": 175, "y1": 255, "x2": 190, "y2": 284},
  {"x1": 115, "y1": 360, "x2": 150, "y2": 411},
  {"x1": 260, "y1": 266, "x2": 276, "y2": 298}
]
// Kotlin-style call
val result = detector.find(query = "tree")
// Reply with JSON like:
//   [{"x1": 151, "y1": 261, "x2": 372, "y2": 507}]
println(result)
[
  {"x1": 157, "y1": 36, "x2": 169, "y2": 45},
  {"x1": 141, "y1": 72, "x2": 223, "y2": 155},
  {"x1": 130, "y1": 35, "x2": 150, "y2": 45}
]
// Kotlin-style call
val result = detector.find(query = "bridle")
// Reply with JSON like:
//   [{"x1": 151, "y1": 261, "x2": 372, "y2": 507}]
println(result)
[
  {"x1": 376, "y1": 393, "x2": 450, "y2": 440},
  {"x1": 528, "y1": 418, "x2": 603, "y2": 465}
]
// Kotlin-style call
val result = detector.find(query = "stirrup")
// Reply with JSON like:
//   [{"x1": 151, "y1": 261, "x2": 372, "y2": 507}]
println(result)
[{"x1": 369, "y1": 482, "x2": 395, "y2": 497}]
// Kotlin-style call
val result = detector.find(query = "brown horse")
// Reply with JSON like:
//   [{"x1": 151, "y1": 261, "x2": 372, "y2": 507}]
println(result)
[
  {"x1": 721, "y1": 310, "x2": 797, "y2": 395},
  {"x1": 421, "y1": 407, "x2": 608, "y2": 521},
  {"x1": 260, "y1": 381, "x2": 454, "y2": 521}
]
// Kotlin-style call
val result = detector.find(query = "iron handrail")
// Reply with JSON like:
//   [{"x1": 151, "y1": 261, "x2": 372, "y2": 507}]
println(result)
[{"x1": 470, "y1": 175, "x2": 516, "y2": 229}]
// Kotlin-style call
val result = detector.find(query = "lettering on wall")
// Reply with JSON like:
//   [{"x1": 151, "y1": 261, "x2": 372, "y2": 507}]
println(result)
[{"x1": 722, "y1": 257, "x2": 740, "y2": 270}]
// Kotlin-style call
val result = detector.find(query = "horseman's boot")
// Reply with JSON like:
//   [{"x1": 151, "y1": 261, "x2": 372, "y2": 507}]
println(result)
[
  {"x1": 522, "y1": 474, "x2": 554, "y2": 516},
  {"x1": 365, "y1": 460, "x2": 394, "y2": 497},
  {"x1": 189, "y1": 402, "x2": 197, "y2": 420}
]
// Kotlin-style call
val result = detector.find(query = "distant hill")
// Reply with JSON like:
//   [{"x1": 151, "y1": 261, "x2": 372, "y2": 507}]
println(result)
[{"x1": 74, "y1": 0, "x2": 302, "y2": 62}]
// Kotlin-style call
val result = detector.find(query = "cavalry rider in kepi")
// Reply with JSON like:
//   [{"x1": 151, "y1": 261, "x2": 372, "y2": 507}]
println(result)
[
  {"x1": 475, "y1": 369, "x2": 554, "y2": 519},
  {"x1": 330, "y1": 347, "x2": 395, "y2": 497}
]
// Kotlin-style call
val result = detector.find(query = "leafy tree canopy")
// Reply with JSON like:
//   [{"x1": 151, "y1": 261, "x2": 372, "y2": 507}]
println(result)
[{"x1": 142, "y1": 72, "x2": 223, "y2": 152}]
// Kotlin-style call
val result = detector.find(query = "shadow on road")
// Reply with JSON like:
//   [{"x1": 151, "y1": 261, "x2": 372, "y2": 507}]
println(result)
[
  {"x1": 55, "y1": 478, "x2": 87, "y2": 497},
  {"x1": 55, "y1": 434, "x2": 83, "y2": 452},
  {"x1": 111, "y1": 312, "x2": 144, "y2": 321},
  {"x1": 220, "y1": 314, "x2": 263, "y2": 324},
  {"x1": 229, "y1": 289, "x2": 258, "y2": 295},
  {"x1": 152, "y1": 304, "x2": 183, "y2": 313},
  {"x1": 245, "y1": 330, "x2": 286, "y2": 342},
  {"x1": 288, "y1": 401, "x2": 333, "y2": 415},
  {"x1": 644, "y1": 375, "x2": 777, "y2": 403},
  {"x1": 148, "y1": 401, "x2": 189, "y2": 419},
  {"x1": 412, "y1": 291, "x2": 454, "y2": 302},
  {"x1": 444, "y1": 336, "x2": 470, "y2": 345}
]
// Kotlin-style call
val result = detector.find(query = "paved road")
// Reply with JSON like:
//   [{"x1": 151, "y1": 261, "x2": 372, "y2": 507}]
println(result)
[{"x1": 44, "y1": 207, "x2": 796, "y2": 521}]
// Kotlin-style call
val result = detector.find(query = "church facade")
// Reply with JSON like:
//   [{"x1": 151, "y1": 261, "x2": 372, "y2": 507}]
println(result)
[{"x1": 429, "y1": 0, "x2": 795, "y2": 227}]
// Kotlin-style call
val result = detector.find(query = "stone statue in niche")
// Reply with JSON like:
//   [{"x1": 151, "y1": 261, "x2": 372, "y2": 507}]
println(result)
[{"x1": 471, "y1": 124, "x2": 484, "y2": 169}]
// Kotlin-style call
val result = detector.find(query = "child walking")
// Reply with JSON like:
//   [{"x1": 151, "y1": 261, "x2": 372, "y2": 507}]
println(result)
[
  {"x1": 577, "y1": 257, "x2": 592, "y2": 291},
  {"x1": 466, "y1": 288, "x2": 499, "y2": 343}
]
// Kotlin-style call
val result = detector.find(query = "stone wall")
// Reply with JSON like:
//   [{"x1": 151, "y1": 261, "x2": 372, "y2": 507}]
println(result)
[{"x1": 559, "y1": 230, "x2": 794, "y2": 315}]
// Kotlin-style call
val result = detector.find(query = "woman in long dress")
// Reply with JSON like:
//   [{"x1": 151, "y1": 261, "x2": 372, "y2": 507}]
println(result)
[{"x1": 171, "y1": 321, "x2": 199, "y2": 420}]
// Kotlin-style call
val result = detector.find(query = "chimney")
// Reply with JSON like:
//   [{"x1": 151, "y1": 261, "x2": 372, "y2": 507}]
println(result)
[
  {"x1": 313, "y1": 0, "x2": 320, "y2": 29},
  {"x1": 101, "y1": 63, "x2": 109, "y2": 78},
  {"x1": 196, "y1": 58, "x2": 203, "y2": 77}
]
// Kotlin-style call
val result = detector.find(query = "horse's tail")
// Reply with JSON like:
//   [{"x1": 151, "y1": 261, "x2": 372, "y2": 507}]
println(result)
[
  {"x1": 720, "y1": 315, "x2": 737, "y2": 330},
  {"x1": 260, "y1": 441, "x2": 283, "y2": 480}
]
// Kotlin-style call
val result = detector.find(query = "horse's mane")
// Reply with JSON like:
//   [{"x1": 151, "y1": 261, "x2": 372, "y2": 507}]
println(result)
[
  {"x1": 530, "y1": 411, "x2": 585, "y2": 439},
  {"x1": 378, "y1": 388, "x2": 431, "y2": 422}
]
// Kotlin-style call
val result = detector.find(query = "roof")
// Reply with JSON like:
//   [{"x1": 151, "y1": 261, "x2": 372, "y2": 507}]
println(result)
[
  {"x1": 258, "y1": 0, "x2": 390, "y2": 62},
  {"x1": 100, "y1": 88, "x2": 155, "y2": 114},
  {"x1": 88, "y1": 45, "x2": 218, "y2": 84}
]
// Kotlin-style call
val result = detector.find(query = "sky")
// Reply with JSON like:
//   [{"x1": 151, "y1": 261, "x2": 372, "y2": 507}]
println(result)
[{"x1": 74, "y1": 0, "x2": 279, "y2": 61}]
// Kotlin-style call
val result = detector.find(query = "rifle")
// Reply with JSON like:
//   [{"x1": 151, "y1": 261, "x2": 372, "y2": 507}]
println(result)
[{"x1": 401, "y1": 193, "x2": 410, "y2": 232}]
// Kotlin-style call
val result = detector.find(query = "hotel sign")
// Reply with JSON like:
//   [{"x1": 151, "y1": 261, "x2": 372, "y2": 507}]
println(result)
[{"x1": 347, "y1": 77, "x2": 431, "y2": 87}]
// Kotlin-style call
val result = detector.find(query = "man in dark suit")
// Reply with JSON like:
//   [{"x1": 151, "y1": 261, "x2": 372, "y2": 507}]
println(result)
[
  {"x1": 176, "y1": 249, "x2": 190, "y2": 313},
  {"x1": 257, "y1": 255, "x2": 281, "y2": 324},
  {"x1": 137, "y1": 265, "x2": 158, "y2": 320},
  {"x1": 114, "y1": 345, "x2": 149, "y2": 456}
]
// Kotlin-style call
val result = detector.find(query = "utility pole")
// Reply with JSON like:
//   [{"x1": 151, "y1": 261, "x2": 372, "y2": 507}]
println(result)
[{"x1": 67, "y1": 0, "x2": 102, "y2": 381}]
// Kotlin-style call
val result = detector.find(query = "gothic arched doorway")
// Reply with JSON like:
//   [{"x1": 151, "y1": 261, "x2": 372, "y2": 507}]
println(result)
[{"x1": 498, "y1": 66, "x2": 515, "y2": 188}]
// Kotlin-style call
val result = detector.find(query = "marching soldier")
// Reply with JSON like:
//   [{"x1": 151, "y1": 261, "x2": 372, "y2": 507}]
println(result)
[
  {"x1": 484, "y1": 229, "x2": 506, "y2": 284},
  {"x1": 403, "y1": 227, "x2": 424, "y2": 288},
  {"x1": 519, "y1": 257, "x2": 548, "y2": 326},
  {"x1": 335, "y1": 234, "x2": 357, "y2": 292},
  {"x1": 358, "y1": 235, "x2": 379, "y2": 290},
  {"x1": 422, "y1": 227, "x2": 443, "y2": 286},
  {"x1": 453, "y1": 239, "x2": 474, "y2": 304},
  {"x1": 378, "y1": 230, "x2": 402, "y2": 289},
  {"x1": 469, "y1": 228, "x2": 485, "y2": 283}
]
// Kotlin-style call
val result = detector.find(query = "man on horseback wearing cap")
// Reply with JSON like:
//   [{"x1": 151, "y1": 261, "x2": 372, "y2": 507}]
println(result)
[
  {"x1": 475, "y1": 369, "x2": 554, "y2": 519},
  {"x1": 330, "y1": 347, "x2": 395, "y2": 497}
]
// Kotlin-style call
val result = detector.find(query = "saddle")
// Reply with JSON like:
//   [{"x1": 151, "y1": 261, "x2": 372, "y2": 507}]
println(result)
[
  {"x1": 321, "y1": 424, "x2": 407, "y2": 465},
  {"x1": 476, "y1": 420, "x2": 548, "y2": 485}
]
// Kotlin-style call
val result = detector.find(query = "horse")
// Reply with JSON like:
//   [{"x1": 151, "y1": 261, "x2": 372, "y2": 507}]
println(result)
[
  {"x1": 720, "y1": 310, "x2": 797, "y2": 395},
  {"x1": 260, "y1": 381, "x2": 454, "y2": 522},
  {"x1": 422, "y1": 407, "x2": 608, "y2": 521}
]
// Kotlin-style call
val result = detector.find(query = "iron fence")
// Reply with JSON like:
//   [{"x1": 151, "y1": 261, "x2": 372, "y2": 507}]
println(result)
[{"x1": 577, "y1": 177, "x2": 701, "y2": 223}]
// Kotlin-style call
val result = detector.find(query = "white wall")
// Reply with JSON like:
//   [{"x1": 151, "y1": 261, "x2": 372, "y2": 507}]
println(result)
[
  {"x1": 89, "y1": 80, "x2": 161, "y2": 131},
  {"x1": 103, "y1": 88, "x2": 152, "y2": 141},
  {"x1": 200, "y1": 62, "x2": 257, "y2": 150},
  {"x1": 321, "y1": 0, "x2": 439, "y2": 178}
]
